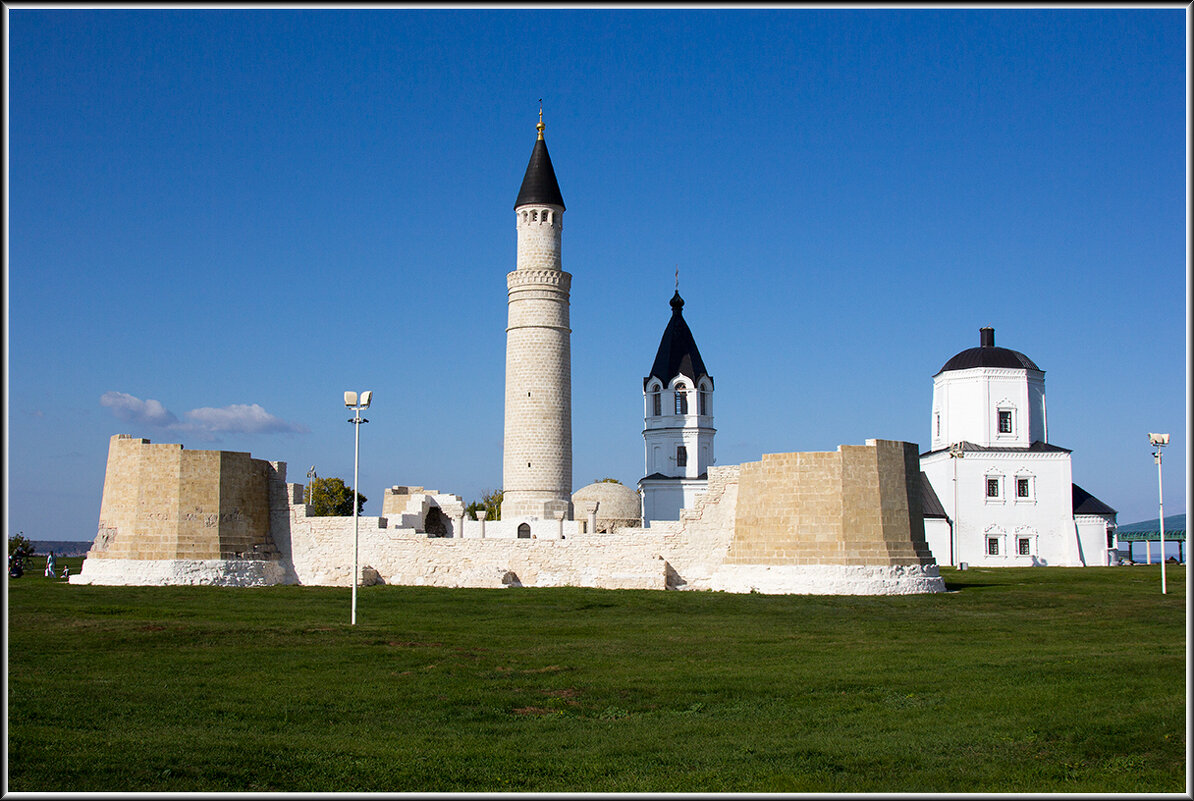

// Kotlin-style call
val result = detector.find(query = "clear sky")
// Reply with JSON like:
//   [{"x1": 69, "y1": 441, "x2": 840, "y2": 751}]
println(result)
[{"x1": 5, "y1": 7, "x2": 1188, "y2": 542}]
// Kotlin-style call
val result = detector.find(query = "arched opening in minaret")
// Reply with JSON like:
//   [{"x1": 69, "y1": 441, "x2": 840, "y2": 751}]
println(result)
[
  {"x1": 517, "y1": 523, "x2": 531, "y2": 539},
  {"x1": 675, "y1": 384, "x2": 688, "y2": 415}
]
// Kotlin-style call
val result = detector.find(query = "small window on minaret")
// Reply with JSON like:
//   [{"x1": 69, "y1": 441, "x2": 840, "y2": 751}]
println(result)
[
  {"x1": 651, "y1": 389, "x2": 661, "y2": 417},
  {"x1": 677, "y1": 446, "x2": 688, "y2": 468},
  {"x1": 675, "y1": 385, "x2": 688, "y2": 415},
  {"x1": 699, "y1": 390, "x2": 709, "y2": 416}
]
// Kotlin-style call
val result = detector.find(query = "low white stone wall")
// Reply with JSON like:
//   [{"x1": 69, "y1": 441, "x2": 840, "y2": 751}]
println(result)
[
  {"x1": 69, "y1": 558, "x2": 288, "y2": 587},
  {"x1": 708, "y1": 563, "x2": 946, "y2": 595}
]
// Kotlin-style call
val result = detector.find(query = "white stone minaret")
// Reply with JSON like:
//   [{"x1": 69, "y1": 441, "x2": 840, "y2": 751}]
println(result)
[
  {"x1": 640, "y1": 290, "x2": 715, "y2": 523},
  {"x1": 501, "y1": 112, "x2": 572, "y2": 521}
]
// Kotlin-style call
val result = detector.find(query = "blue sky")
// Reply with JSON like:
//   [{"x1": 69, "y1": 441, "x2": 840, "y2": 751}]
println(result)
[{"x1": 5, "y1": 8, "x2": 1187, "y2": 542}]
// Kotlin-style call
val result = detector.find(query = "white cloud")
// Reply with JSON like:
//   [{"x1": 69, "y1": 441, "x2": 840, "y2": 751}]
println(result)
[
  {"x1": 100, "y1": 392, "x2": 308, "y2": 440},
  {"x1": 183, "y1": 403, "x2": 308, "y2": 436},
  {"x1": 100, "y1": 391, "x2": 180, "y2": 427}
]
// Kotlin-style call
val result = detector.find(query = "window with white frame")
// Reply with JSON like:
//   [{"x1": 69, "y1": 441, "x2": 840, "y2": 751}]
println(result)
[
  {"x1": 1017, "y1": 537, "x2": 1031, "y2": 556},
  {"x1": 1014, "y1": 474, "x2": 1035, "y2": 502},
  {"x1": 996, "y1": 403, "x2": 1016, "y2": 437},
  {"x1": 987, "y1": 537, "x2": 1000, "y2": 556},
  {"x1": 985, "y1": 476, "x2": 1002, "y2": 500},
  {"x1": 699, "y1": 386, "x2": 710, "y2": 416},
  {"x1": 649, "y1": 384, "x2": 661, "y2": 417},
  {"x1": 676, "y1": 445, "x2": 688, "y2": 468},
  {"x1": 674, "y1": 384, "x2": 688, "y2": 415}
]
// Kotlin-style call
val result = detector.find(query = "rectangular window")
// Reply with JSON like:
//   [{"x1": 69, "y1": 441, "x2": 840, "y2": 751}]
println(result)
[
  {"x1": 1018, "y1": 538, "x2": 1031, "y2": 556},
  {"x1": 998, "y1": 410, "x2": 1013, "y2": 434},
  {"x1": 651, "y1": 392, "x2": 661, "y2": 417},
  {"x1": 1017, "y1": 478, "x2": 1030, "y2": 498},
  {"x1": 987, "y1": 537, "x2": 999, "y2": 556},
  {"x1": 986, "y1": 478, "x2": 1000, "y2": 498},
  {"x1": 676, "y1": 446, "x2": 688, "y2": 468}
]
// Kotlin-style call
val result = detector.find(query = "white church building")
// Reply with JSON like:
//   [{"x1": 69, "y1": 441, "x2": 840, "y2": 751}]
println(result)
[
  {"x1": 920, "y1": 327, "x2": 1117, "y2": 567},
  {"x1": 639, "y1": 291, "x2": 715, "y2": 523}
]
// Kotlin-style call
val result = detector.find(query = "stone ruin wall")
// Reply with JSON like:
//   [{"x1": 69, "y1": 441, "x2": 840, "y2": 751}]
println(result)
[
  {"x1": 89, "y1": 434, "x2": 278, "y2": 562},
  {"x1": 76, "y1": 436, "x2": 942, "y2": 594}
]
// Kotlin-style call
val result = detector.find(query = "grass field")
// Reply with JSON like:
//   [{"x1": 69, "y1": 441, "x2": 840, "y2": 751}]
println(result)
[{"x1": 6, "y1": 560, "x2": 1187, "y2": 792}]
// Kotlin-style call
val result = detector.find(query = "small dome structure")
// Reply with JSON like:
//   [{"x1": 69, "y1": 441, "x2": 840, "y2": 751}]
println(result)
[{"x1": 571, "y1": 482, "x2": 642, "y2": 533}]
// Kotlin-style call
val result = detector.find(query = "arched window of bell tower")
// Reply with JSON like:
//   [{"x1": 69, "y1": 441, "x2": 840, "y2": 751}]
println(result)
[
  {"x1": 648, "y1": 383, "x2": 662, "y2": 417},
  {"x1": 674, "y1": 384, "x2": 688, "y2": 415},
  {"x1": 530, "y1": 209, "x2": 538, "y2": 222},
  {"x1": 698, "y1": 381, "x2": 711, "y2": 415}
]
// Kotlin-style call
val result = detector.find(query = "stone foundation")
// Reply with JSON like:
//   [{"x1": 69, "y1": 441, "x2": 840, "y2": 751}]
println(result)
[{"x1": 70, "y1": 558, "x2": 288, "y2": 587}]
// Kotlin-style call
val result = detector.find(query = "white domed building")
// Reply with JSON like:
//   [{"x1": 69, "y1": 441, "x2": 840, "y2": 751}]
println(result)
[{"x1": 920, "y1": 327, "x2": 1117, "y2": 567}]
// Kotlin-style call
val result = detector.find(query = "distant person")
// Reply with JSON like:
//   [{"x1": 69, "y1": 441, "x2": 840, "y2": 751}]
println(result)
[
  {"x1": 44, "y1": 551, "x2": 56, "y2": 578},
  {"x1": 10, "y1": 555, "x2": 23, "y2": 579},
  {"x1": 62, "y1": 566, "x2": 71, "y2": 580}
]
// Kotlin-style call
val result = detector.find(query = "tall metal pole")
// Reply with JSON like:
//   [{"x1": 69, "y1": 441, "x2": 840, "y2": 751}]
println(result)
[
  {"x1": 1155, "y1": 446, "x2": 1166, "y2": 595},
  {"x1": 352, "y1": 407, "x2": 361, "y2": 624}
]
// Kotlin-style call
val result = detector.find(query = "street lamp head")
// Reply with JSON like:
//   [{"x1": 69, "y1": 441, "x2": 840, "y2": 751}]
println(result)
[
  {"x1": 344, "y1": 391, "x2": 358, "y2": 407},
  {"x1": 1148, "y1": 433, "x2": 1170, "y2": 447},
  {"x1": 360, "y1": 390, "x2": 372, "y2": 409}
]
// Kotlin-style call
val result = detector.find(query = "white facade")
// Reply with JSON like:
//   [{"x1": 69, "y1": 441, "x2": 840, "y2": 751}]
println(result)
[{"x1": 920, "y1": 327, "x2": 1115, "y2": 567}]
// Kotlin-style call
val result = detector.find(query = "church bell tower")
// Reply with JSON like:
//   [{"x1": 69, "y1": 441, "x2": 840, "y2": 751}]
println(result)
[
  {"x1": 501, "y1": 112, "x2": 573, "y2": 520},
  {"x1": 640, "y1": 289, "x2": 715, "y2": 522}
]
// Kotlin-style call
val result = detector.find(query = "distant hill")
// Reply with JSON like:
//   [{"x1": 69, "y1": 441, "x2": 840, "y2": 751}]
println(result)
[{"x1": 31, "y1": 541, "x2": 92, "y2": 557}]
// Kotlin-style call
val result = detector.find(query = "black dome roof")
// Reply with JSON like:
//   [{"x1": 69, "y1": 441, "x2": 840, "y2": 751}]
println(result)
[
  {"x1": 645, "y1": 291, "x2": 712, "y2": 389},
  {"x1": 936, "y1": 327, "x2": 1040, "y2": 375},
  {"x1": 514, "y1": 134, "x2": 565, "y2": 210}
]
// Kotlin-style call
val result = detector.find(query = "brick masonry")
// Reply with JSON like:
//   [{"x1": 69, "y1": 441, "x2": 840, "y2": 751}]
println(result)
[{"x1": 503, "y1": 203, "x2": 573, "y2": 520}]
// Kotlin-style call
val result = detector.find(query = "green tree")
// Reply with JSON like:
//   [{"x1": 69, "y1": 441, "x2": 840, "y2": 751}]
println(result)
[
  {"x1": 8, "y1": 532, "x2": 35, "y2": 561},
  {"x1": 308, "y1": 477, "x2": 367, "y2": 517},
  {"x1": 596, "y1": 477, "x2": 622, "y2": 484},
  {"x1": 465, "y1": 489, "x2": 503, "y2": 521}
]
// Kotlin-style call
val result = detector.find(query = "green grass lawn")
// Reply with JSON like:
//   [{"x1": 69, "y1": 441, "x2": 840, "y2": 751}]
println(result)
[{"x1": 6, "y1": 561, "x2": 1187, "y2": 792}]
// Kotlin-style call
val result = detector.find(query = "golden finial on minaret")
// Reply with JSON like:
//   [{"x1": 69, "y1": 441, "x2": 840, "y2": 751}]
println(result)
[{"x1": 537, "y1": 99, "x2": 545, "y2": 140}]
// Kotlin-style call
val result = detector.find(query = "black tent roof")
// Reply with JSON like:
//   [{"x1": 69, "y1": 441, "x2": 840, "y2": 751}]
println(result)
[
  {"x1": 644, "y1": 292, "x2": 712, "y2": 390},
  {"x1": 514, "y1": 135, "x2": 565, "y2": 210}
]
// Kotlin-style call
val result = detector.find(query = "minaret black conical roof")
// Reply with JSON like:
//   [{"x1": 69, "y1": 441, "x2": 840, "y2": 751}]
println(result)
[
  {"x1": 645, "y1": 291, "x2": 712, "y2": 389},
  {"x1": 514, "y1": 130, "x2": 565, "y2": 210}
]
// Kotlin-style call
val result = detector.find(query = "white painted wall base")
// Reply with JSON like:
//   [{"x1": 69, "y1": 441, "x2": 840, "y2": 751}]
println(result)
[
  {"x1": 69, "y1": 558, "x2": 289, "y2": 587},
  {"x1": 708, "y1": 563, "x2": 946, "y2": 595}
]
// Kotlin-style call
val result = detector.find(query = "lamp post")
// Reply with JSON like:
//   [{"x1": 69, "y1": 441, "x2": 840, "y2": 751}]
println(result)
[
  {"x1": 949, "y1": 443, "x2": 965, "y2": 567},
  {"x1": 346, "y1": 390, "x2": 372, "y2": 624},
  {"x1": 306, "y1": 466, "x2": 317, "y2": 506},
  {"x1": 1148, "y1": 433, "x2": 1169, "y2": 594}
]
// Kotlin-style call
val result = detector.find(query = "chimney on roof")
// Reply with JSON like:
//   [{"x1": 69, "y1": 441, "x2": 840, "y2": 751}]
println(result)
[{"x1": 980, "y1": 327, "x2": 995, "y2": 348}]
